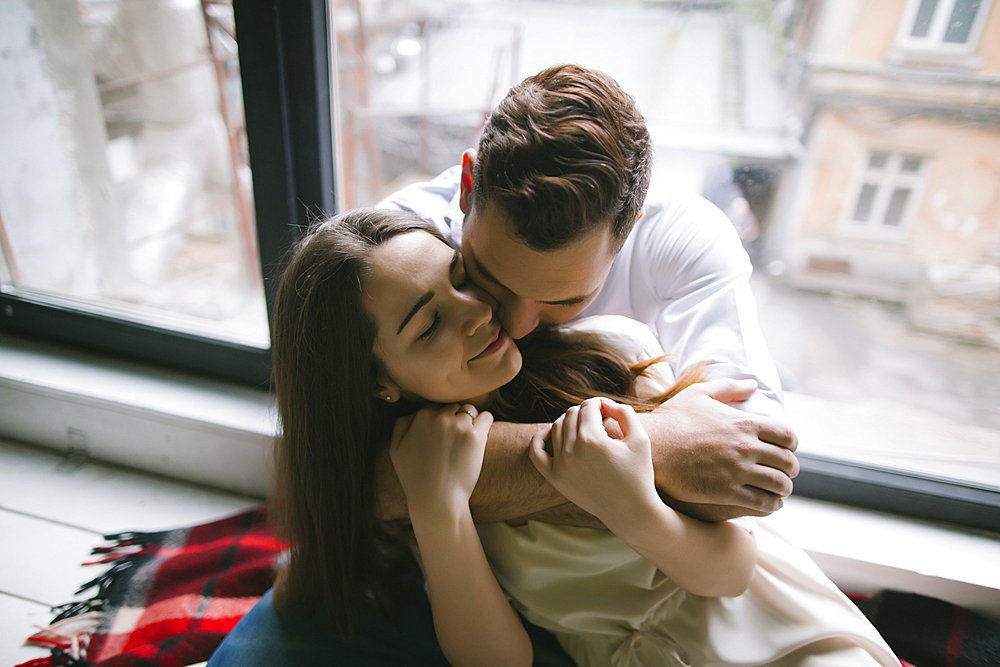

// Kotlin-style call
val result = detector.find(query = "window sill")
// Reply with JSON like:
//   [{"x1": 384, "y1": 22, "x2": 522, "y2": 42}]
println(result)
[
  {"x1": 885, "y1": 45, "x2": 984, "y2": 71},
  {"x1": 0, "y1": 332, "x2": 276, "y2": 497},
  {"x1": 0, "y1": 333, "x2": 998, "y2": 621}
]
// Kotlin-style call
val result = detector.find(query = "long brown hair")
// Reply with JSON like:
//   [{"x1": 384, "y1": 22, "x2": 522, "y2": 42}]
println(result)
[
  {"x1": 271, "y1": 208, "x2": 445, "y2": 635},
  {"x1": 271, "y1": 208, "x2": 703, "y2": 637},
  {"x1": 491, "y1": 325, "x2": 705, "y2": 424}
]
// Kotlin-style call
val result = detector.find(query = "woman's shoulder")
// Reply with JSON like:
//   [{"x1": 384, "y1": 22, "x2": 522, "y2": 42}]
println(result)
[
  {"x1": 557, "y1": 315, "x2": 675, "y2": 395},
  {"x1": 557, "y1": 315, "x2": 663, "y2": 362}
]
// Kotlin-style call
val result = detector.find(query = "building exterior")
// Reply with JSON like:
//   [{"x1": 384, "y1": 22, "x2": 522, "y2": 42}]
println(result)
[{"x1": 772, "y1": 0, "x2": 1000, "y2": 346}]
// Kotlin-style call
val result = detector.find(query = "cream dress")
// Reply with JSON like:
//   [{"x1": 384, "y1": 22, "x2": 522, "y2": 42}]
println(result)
[{"x1": 473, "y1": 316, "x2": 899, "y2": 667}]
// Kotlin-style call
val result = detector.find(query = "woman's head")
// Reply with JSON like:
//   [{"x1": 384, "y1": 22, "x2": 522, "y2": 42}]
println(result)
[
  {"x1": 273, "y1": 208, "x2": 521, "y2": 412},
  {"x1": 365, "y1": 227, "x2": 522, "y2": 406}
]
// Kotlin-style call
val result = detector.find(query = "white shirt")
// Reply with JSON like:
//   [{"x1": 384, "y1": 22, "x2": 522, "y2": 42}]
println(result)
[{"x1": 378, "y1": 166, "x2": 784, "y2": 417}]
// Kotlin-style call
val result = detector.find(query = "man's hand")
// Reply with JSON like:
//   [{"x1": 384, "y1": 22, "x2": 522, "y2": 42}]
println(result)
[{"x1": 641, "y1": 378, "x2": 799, "y2": 518}]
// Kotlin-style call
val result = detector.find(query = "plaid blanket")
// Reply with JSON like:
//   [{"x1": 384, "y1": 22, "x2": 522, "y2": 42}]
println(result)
[
  {"x1": 19, "y1": 505, "x2": 283, "y2": 667},
  {"x1": 19, "y1": 505, "x2": 1000, "y2": 667}
]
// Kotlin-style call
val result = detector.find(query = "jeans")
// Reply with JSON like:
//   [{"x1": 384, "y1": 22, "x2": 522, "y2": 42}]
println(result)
[{"x1": 208, "y1": 561, "x2": 574, "y2": 666}]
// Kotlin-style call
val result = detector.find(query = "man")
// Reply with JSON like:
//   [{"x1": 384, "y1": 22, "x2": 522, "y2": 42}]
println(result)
[
  {"x1": 210, "y1": 64, "x2": 798, "y2": 666},
  {"x1": 378, "y1": 64, "x2": 798, "y2": 527}
]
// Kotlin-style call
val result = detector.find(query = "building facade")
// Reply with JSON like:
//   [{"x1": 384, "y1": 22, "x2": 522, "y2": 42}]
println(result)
[{"x1": 773, "y1": 0, "x2": 1000, "y2": 345}]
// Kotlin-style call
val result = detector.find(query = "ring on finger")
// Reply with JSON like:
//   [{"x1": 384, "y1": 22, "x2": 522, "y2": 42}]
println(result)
[{"x1": 457, "y1": 409, "x2": 476, "y2": 420}]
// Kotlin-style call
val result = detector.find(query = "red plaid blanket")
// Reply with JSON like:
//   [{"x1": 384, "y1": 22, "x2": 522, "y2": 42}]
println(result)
[
  {"x1": 19, "y1": 505, "x2": 283, "y2": 667},
  {"x1": 19, "y1": 505, "x2": 1000, "y2": 666}
]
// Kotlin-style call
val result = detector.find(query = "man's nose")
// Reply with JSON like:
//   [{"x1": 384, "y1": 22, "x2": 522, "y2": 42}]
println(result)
[
  {"x1": 461, "y1": 293, "x2": 494, "y2": 336},
  {"x1": 500, "y1": 298, "x2": 541, "y2": 340}
]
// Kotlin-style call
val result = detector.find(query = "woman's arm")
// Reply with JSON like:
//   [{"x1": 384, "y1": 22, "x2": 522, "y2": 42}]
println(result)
[
  {"x1": 390, "y1": 404, "x2": 532, "y2": 667},
  {"x1": 530, "y1": 398, "x2": 757, "y2": 598}
]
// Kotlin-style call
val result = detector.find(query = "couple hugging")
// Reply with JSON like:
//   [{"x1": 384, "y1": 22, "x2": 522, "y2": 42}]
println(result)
[{"x1": 210, "y1": 65, "x2": 899, "y2": 666}]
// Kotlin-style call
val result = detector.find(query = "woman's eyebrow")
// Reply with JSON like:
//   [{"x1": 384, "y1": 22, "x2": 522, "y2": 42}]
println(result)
[{"x1": 398, "y1": 292, "x2": 433, "y2": 335}]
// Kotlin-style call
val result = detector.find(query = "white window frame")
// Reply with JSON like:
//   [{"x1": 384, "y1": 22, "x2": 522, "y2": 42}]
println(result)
[
  {"x1": 839, "y1": 150, "x2": 930, "y2": 243},
  {"x1": 894, "y1": 0, "x2": 993, "y2": 61}
]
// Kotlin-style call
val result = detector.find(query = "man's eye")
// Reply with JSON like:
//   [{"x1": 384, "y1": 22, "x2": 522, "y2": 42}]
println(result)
[{"x1": 418, "y1": 312, "x2": 441, "y2": 340}]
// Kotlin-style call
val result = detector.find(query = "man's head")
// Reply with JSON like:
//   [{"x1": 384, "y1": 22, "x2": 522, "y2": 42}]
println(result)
[{"x1": 458, "y1": 64, "x2": 652, "y2": 339}]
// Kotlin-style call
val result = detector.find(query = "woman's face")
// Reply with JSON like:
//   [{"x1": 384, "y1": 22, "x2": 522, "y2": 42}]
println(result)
[{"x1": 364, "y1": 231, "x2": 522, "y2": 405}]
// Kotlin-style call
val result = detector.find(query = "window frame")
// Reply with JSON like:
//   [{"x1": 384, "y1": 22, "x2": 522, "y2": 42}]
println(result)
[
  {"x1": 0, "y1": 0, "x2": 336, "y2": 389},
  {"x1": 894, "y1": 0, "x2": 994, "y2": 58},
  {"x1": 1, "y1": 0, "x2": 997, "y2": 535},
  {"x1": 838, "y1": 149, "x2": 929, "y2": 243}
]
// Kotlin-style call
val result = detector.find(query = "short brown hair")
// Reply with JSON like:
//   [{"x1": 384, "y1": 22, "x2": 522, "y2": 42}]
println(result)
[{"x1": 472, "y1": 64, "x2": 652, "y2": 251}]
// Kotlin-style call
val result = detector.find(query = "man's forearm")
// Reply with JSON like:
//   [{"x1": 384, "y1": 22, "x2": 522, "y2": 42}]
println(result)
[{"x1": 378, "y1": 420, "x2": 573, "y2": 524}]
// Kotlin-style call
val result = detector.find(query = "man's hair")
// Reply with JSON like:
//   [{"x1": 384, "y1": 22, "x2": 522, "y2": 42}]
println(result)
[{"x1": 472, "y1": 64, "x2": 652, "y2": 251}]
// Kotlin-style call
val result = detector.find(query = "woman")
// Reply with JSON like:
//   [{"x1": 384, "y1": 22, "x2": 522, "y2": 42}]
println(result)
[{"x1": 209, "y1": 209, "x2": 898, "y2": 666}]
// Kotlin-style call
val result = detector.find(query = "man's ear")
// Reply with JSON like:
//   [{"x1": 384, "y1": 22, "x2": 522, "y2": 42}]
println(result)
[
  {"x1": 459, "y1": 148, "x2": 476, "y2": 214},
  {"x1": 374, "y1": 385, "x2": 401, "y2": 404}
]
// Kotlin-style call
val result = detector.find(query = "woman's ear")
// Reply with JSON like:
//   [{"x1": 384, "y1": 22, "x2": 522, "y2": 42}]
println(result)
[{"x1": 374, "y1": 385, "x2": 401, "y2": 404}]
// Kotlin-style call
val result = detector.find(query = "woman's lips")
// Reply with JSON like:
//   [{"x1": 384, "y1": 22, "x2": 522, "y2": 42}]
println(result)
[{"x1": 472, "y1": 326, "x2": 509, "y2": 361}]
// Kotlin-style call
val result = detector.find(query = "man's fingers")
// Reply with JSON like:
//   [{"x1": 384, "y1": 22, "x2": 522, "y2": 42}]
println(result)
[
  {"x1": 735, "y1": 485, "x2": 784, "y2": 515},
  {"x1": 757, "y1": 445, "x2": 800, "y2": 479},
  {"x1": 748, "y1": 463, "x2": 795, "y2": 498},
  {"x1": 700, "y1": 377, "x2": 758, "y2": 404},
  {"x1": 757, "y1": 416, "x2": 799, "y2": 453}
]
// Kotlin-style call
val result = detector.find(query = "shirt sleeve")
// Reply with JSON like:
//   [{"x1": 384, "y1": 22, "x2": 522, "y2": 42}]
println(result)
[
  {"x1": 635, "y1": 194, "x2": 785, "y2": 417},
  {"x1": 376, "y1": 165, "x2": 462, "y2": 244}
]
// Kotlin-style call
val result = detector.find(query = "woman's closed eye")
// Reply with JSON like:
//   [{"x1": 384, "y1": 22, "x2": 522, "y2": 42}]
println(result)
[{"x1": 418, "y1": 312, "x2": 441, "y2": 341}]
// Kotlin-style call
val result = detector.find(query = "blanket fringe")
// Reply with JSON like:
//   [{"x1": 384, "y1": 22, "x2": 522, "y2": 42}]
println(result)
[{"x1": 17, "y1": 531, "x2": 164, "y2": 667}]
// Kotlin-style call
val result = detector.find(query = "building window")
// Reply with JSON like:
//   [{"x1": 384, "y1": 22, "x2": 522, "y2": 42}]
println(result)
[
  {"x1": 898, "y1": 0, "x2": 992, "y2": 52},
  {"x1": 842, "y1": 151, "x2": 928, "y2": 239}
]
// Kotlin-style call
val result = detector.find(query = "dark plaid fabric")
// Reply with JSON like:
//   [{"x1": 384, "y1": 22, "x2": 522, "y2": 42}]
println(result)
[
  {"x1": 852, "y1": 591, "x2": 1000, "y2": 667},
  {"x1": 20, "y1": 505, "x2": 1000, "y2": 666},
  {"x1": 20, "y1": 505, "x2": 283, "y2": 667}
]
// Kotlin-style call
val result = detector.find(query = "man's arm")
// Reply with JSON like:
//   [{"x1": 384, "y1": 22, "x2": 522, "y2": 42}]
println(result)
[
  {"x1": 379, "y1": 420, "x2": 574, "y2": 524},
  {"x1": 377, "y1": 378, "x2": 799, "y2": 526}
]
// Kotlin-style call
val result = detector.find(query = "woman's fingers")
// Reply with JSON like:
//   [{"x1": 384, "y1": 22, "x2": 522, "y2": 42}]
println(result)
[
  {"x1": 551, "y1": 413, "x2": 566, "y2": 455},
  {"x1": 390, "y1": 412, "x2": 416, "y2": 447},
  {"x1": 472, "y1": 409, "x2": 494, "y2": 439},
  {"x1": 561, "y1": 405, "x2": 580, "y2": 451},
  {"x1": 598, "y1": 397, "x2": 642, "y2": 439},
  {"x1": 528, "y1": 424, "x2": 553, "y2": 477},
  {"x1": 577, "y1": 398, "x2": 606, "y2": 441}
]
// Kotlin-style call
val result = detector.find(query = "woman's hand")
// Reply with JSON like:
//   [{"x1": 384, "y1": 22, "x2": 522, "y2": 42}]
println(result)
[
  {"x1": 528, "y1": 397, "x2": 660, "y2": 534},
  {"x1": 389, "y1": 403, "x2": 494, "y2": 515}
]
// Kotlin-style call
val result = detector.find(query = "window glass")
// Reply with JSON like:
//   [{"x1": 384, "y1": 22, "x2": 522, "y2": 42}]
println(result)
[
  {"x1": 331, "y1": 0, "x2": 1000, "y2": 492},
  {"x1": 0, "y1": 0, "x2": 268, "y2": 348},
  {"x1": 911, "y1": 0, "x2": 940, "y2": 36},
  {"x1": 852, "y1": 184, "x2": 879, "y2": 222},
  {"x1": 944, "y1": 0, "x2": 982, "y2": 43}
]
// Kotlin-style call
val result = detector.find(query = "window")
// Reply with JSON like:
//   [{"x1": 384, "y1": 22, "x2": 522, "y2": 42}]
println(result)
[
  {"x1": 329, "y1": 0, "x2": 1000, "y2": 531},
  {"x1": 0, "y1": 0, "x2": 334, "y2": 386},
  {"x1": 896, "y1": 0, "x2": 992, "y2": 54},
  {"x1": 841, "y1": 151, "x2": 928, "y2": 239},
  {"x1": 3, "y1": 0, "x2": 997, "y2": 532}
]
